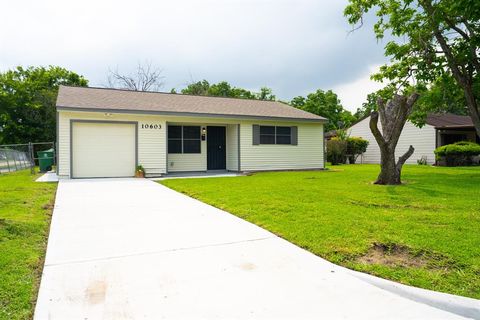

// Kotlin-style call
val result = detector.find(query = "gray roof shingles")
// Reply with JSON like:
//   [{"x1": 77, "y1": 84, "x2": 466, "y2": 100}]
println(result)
[
  {"x1": 426, "y1": 113, "x2": 473, "y2": 128},
  {"x1": 56, "y1": 86, "x2": 326, "y2": 122}
]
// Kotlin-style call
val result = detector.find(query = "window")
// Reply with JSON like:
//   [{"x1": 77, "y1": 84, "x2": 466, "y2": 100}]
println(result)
[
  {"x1": 168, "y1": 125, "x2": 201, "y2": 153},
  {"x1": 276, "y1": 126, "x2": 291, "y2": 144},
  {"x1": 259, "y1": 126, "x2": 292, "y2": 145},
  {"x1": 260, "y1": 126, "x2": 275, "y2": 144},
  {"x1": 168, "y1": 126, "x2": 182, "y2": 154}
]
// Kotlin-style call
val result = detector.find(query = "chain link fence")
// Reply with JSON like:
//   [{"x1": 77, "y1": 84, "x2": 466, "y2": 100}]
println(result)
[{"x1": 0, "y1": 142, "x2": 55, "y2": 174}]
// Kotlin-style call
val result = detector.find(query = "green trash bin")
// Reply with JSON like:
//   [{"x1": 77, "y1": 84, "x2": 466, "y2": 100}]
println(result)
[{"x1": 37, "y1": 148, "x2": 54, "y2": 172}]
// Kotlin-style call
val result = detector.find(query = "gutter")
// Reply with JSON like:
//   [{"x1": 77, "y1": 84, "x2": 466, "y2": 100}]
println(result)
[{"x1": 56, "y1": 106, "x2": 328, "y2": 123}]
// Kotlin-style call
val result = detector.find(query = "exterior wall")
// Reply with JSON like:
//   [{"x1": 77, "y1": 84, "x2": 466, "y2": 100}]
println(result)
[
  {"x1": 348, "y1": 117, "x2": 436, "y2": 165},
  {"x1": 226, "y1": 124, "x2": 239, "y2": 171},
  {"x1": 166, "y1": 122, "x2": 207, "y2": 173},
  {"x1": 166, "y1": 123, "x2": 239, "y2": 172},
  {"x1": 58, "y1": 111, "x2": 166, "y2": 177},
  {"x1": 58, "y1": 110, "x2": 325, "y2": 177},
  {"x1": 240, "y1": 121, "x2": 324, "y2": 171}
]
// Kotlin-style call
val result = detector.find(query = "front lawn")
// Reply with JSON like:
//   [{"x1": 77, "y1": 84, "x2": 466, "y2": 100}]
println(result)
[
  {"x1": 161, "y1": 165, "x2": 480, "y2": 299},
  {"x1": 0, "y1": 170, "x2": 57, "y2": 320}
]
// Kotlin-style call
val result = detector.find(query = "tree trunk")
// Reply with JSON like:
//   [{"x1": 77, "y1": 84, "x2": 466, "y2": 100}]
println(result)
[
  {"x1": 377, "y1": 145, "x2": 400, "y2": 184},
  {"x1": 419, "y1": 0, "x2": 480, "y2": 140},
  {"x1": 464, "y1": 86, "x2": 480, "y2": 139},
  {"x1": 369, "y1": 93, "x2": 419, "y2": 185}
]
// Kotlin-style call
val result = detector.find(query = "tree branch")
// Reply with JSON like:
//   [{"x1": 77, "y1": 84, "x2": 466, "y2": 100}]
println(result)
[
  {"x1": 369, "y1": 111, "x2": 385, "y2": 147},
  {"x1": 396, "y1": 145, "x2": 415, "y2": 171}
]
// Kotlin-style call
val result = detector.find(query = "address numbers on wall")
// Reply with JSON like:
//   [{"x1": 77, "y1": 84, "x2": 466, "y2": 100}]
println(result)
[{"x1": 141, "y1": 124, "x2": 162, "y2": 129}]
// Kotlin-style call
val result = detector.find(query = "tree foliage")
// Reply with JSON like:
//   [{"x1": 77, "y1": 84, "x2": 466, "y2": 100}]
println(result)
[
  {"x1": 346, "y1": 137, "x2": 369, "y2": 164},
  {"x1": 327, "y1": 138, "x2": 348, "y2": 165},
  {"x1": 345, "y1": 0, "x2": 480, "y2": 137},
  {"x1": 290, "y1": 89, "x2": 356, "y2": 131},
  {"x1": 0, "y1": 66, "x2": 88, "y2": 144},
  {"x1": 179, "y1": 80, "x2": 276, "y2": 100}
]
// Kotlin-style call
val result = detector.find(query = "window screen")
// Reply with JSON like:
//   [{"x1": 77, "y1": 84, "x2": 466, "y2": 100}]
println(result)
[
  {"x1": 168, "y1": 125, "x2": 201, "y2": 154},
  {"x1": 183, "y1": 126, "x2": 201, "y2": 153},
  {"x1": 258, "y1": 126, "x2": 293, "y2": 145},
  {"x1": 260, "y1": 126, "x2": 276, "y2": 144}
]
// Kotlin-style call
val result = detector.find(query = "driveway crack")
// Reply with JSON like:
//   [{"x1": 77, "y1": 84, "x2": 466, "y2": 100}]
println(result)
[{"x1": 44, "y1": 236, "x2": 275, "y2": 267}]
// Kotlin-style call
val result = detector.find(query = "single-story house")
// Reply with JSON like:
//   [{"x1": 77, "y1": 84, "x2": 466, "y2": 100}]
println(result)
[
  {"x1": 56, "y1": 86, "x2": 327, "y2": 178},
  {"x1": 347, "y1": 113, "x2": 479, "y2": 165}
]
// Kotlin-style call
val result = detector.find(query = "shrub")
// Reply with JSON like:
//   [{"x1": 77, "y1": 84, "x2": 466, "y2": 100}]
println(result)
[
  {"x1": 434, "y1": 141, "x2": 480, "y2": 166},
  {"x1": 327, "y1": 138, "x2": 347, "y2": 165},
  {"x1": 346, "y1": 137, "x2": 369, "y2": 164},
  {"x1": 417, "y1": 156, "x2": 428, "y2": 165}
]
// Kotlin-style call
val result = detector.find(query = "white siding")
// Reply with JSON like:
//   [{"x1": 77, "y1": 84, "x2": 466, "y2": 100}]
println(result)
[
  {"x1": 226, "y1": 124, "x2": 239, "y2": 171},
  {"x1": 58, "y1": 110, "x2": 325, "y2": 176},
  {"x1": 348, "y1": 116, "x2": 436, "y2": 165},
  {"x1": 240, "y1": 122, "x2": 324, "y2": 171},
  {"x1": 58, "y1": 111, "x2": 166, "y2": 177},
  {"x1": 167, "y1": 123, "x2": 207, "y2": 173}
]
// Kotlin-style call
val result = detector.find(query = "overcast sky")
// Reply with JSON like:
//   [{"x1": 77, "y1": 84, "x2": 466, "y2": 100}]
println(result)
[{"x1": 2, "y1": 0, "x2": 388, "y2": 112}]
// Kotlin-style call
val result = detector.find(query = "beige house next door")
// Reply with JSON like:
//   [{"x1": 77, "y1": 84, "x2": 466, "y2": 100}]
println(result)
[{"x1": 71, "y1": 121, "x2": 137, "y2": 178}]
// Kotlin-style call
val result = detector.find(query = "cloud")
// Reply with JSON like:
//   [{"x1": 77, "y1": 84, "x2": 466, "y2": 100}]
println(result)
[
  {"x1": 333, "y1": 64, "x2": 386, "y2": 112},
  {"x1": 1, "y1": 0, "x2": 388, "y2": 108}
]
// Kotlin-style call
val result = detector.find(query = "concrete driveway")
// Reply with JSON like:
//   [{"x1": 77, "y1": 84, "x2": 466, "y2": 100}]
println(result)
[{"x1": 35, "y1": 178, "x2": 479, "y2": 319}]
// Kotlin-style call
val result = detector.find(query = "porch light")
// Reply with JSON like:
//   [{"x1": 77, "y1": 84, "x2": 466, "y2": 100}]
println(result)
[{"x1": 201, "y1": 127, "x2": 206, "y2": 140}]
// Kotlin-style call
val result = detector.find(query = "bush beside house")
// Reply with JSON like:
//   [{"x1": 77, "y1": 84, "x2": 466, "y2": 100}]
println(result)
[
  {"x1": 346, "y1": 137, "x2": 369, "y2": 164},
  {"x1": 434, "y1": 141, "x2": 480, "y2": 166},
  {"x1": 327, "y1": 138, "x2": 347, "y2": 165},
  {"x1": 327, "y1": 136, "x2": 369, "y2": 165}
]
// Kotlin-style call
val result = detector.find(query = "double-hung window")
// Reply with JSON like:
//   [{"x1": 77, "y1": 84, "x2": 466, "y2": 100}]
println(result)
[
  {"x1": 259, "y1": 126, "x2": 292, "y2": 145},
  {"x1": 168, "y1": 126, "x2": 201, "y2": 153}
]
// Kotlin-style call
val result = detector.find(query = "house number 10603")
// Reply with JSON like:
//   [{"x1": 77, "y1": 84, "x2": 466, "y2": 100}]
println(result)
[{"x1": 142, "y1": 124, "x2": 162, "y2": 129}]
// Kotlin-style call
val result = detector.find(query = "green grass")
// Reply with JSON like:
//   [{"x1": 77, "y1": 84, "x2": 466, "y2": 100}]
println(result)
[
  {"x1": 0, "y1": 170, "x2": 57, "y2": 320},
  {"x1": 161, "y1": 165, "x2": 480, "y2": 299}
]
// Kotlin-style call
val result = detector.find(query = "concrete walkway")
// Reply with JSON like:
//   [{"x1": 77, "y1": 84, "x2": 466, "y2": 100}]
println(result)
[{"x1": 35, "y1": 178, "x2": 479, "y2": 319}]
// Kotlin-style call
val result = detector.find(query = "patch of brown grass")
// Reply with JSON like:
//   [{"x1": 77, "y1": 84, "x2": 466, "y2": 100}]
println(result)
[{"x1": 358, "y1": 243, "x2": 430, "y2": 268}]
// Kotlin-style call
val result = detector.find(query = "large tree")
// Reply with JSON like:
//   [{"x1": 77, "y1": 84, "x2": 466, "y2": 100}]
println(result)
[
  {"x1": 345, "y1": 0, "x2": 480, "y2": 138},
  {"x1": 0, "y1": 66, "x2": 88, "y2": 144},
  {"x1": 290, "y1": 89, "x2": 356, "y2": 132}
]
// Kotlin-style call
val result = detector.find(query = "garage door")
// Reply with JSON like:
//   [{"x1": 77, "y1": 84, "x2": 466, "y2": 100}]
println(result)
[{"x1": 72, "y1": 121, "x2": 136, "y2": 178}]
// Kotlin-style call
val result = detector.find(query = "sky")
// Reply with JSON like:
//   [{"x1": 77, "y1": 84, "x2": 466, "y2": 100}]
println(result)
[{"x1": 1, "y1": 0, "x2": 388, "y2": 112}]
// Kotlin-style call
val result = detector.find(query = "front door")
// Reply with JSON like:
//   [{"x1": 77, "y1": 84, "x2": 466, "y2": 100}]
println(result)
[{"x1": 207, "y1": 126, "x2": 226, "y2": 170}]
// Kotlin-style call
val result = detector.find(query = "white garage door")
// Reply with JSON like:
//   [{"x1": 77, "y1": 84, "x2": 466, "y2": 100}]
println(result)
[{"x1": 72, "y1": 121, "x2": 136, "y2": 178}]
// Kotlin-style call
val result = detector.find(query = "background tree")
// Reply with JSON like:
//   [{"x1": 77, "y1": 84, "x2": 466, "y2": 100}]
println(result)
[
  {"x1": 180, "y1": 80, "x2": 211, "y2": 95},
  {"x1": 179, "y1": 80, "x2": 276, "y2": 100},
  {"x1": 345, "y1": 0, "x2": 480, "y2": 138},
  {"x1": 256, "y1": 87, "x2": 276, "y2": 101},
  {"x1": 107, "y1": 62, "x2": 164, "y2": 91},
  {"x1": 410, "y1": 75, "x2": 469, "y2": 125},
  {"x1": 290, "y1": 89, "x2": 356, "y2": 131},
  {"x1": 354, "y1": 92, "x2": 381, "y2": 119},
  {"x1": 0, "y1": 66, "x2": 87, "y2": 144}
]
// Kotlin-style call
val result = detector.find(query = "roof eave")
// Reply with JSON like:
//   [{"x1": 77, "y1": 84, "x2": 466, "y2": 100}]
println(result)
[
  {"x1": 56, "y1": 106, "x2": 328, "y2": 123},
  {"x1": 434, "y1": 124, "x2": 475, "y2": 129}
]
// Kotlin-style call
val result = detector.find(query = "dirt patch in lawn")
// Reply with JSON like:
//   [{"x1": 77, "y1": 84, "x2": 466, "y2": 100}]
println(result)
[{"x1": 357, "y1": 243, "x2": 439, "y2": 268}]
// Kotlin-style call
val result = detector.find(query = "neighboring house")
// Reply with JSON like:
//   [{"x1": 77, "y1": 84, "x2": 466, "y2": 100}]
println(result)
[
  {"x1": 347, "y1": 113, "x2": 478, "y2": 165},
  {"x1": 56, "y1": 86, "x2": 327, "y2": 178}
]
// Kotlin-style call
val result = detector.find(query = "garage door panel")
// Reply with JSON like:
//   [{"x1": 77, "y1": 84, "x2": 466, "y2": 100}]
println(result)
[{"x1": 72, "y1": 122, "x2": 136, "y2": 178}]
